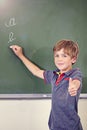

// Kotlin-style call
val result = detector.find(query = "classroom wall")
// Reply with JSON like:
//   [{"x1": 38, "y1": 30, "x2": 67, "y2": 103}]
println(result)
[{"x1": 0, "y1": 99, "x2": 87, "y2": 130}]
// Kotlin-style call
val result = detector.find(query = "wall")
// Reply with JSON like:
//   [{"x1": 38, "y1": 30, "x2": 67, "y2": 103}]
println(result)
[{"x1": 0, "y1": 99, "x2": 87, "y2": 130}]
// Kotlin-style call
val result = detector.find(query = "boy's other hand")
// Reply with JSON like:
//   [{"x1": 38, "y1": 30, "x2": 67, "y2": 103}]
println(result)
[{"x1": 68, "y1": 78, "x2": 78, "y2": 96}]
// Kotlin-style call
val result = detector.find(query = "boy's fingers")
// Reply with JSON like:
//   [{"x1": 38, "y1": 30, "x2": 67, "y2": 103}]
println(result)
[{"x1": 10, "y1": 45, "x2": 18, "y2": 51}]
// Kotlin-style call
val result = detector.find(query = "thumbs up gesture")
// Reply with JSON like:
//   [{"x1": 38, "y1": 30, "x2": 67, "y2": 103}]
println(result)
[{"x1": 68, "y1": 78, "x2": 80, "y2": 96}]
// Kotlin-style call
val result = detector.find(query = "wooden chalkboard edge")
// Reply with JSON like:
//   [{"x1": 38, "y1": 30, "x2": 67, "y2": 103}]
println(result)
[{"x1": 0, "y1": 94, "x2": 87, "y2": 99}]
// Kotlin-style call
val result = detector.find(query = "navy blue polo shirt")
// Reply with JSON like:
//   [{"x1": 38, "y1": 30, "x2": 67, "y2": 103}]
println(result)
[{"x1": 43, "y1": 68, "x2": 83, "y2": 130}]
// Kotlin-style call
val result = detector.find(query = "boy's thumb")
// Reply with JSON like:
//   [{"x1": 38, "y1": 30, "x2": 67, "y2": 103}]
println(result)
[{"x1": 69, "y1": 77, "x2": 73, "y2": 85}]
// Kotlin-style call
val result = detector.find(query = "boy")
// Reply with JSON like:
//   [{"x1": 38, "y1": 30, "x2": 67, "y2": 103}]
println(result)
[{"x1": 10, "y1": 39, "x2": 83, "y2": 130}]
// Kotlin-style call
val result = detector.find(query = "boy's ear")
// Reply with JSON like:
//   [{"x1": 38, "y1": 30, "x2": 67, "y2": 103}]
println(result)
[{"x1": 72, "y1": 57, "x2": 77, "y2": 64}]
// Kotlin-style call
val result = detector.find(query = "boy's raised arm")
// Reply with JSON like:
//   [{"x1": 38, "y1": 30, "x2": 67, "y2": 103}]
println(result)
[{"x1": 10, "y1": 45, "x2": 44, "y2": 79}]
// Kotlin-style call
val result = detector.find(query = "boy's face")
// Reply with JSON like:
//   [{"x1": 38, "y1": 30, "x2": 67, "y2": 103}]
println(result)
[{"x1": 54, "y1": 48, "x2": 76, "y2": 73}]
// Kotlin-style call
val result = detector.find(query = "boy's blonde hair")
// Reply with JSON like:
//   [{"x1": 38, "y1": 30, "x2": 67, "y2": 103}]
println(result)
[{"x1": 53, "y1": 39, "x2": 79, "y2": 59}]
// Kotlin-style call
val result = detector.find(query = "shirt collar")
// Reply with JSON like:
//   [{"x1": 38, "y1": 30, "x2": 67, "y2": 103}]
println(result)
[{"x1": 54, "y1": 68, "x2": 79, "y2": 76}]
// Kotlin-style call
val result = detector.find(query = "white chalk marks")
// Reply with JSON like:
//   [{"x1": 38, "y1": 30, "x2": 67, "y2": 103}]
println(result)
[
  {"x1": 5, "y1": 17, "x2": 16, "y2": 43},
  {"x1": 5, "y1": 17, "x2": 16, "y2": 27},
  {"x1": 8, "y1": 32, "x2": 16, "y2": 43}
]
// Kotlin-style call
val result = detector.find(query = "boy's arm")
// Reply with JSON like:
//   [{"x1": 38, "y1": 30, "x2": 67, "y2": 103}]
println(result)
[
  {"x1": 10, "y1": 45, "x2": 44, "y2": 79},
  {"x1": 68, "y1": 78, "x2": 80, "y2": 96}
]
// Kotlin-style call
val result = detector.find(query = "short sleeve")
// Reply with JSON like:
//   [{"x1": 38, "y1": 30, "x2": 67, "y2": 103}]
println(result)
[
  {"x1": 71, "y1": 68, "x2": 83, "y2": 82},
  {"x1": 43, "y1": 70, "x2": 54, "y2": 84}
]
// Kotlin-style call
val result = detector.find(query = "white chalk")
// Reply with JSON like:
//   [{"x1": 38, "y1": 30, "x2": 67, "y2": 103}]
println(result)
[{"x1": 9, "y1": 46, "x2": 12, "y2": 48}]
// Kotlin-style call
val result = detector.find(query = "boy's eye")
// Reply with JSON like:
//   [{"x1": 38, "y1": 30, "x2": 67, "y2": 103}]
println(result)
[
  {"x1": 62, "y1": 54, "x2": 67, "y2": 57},
  {"x1": 54, "y1": 54, "x2": 67, "y2": 57},
  {"x1": 55, "y1": 54, "x2": 59, "y2": 57}
]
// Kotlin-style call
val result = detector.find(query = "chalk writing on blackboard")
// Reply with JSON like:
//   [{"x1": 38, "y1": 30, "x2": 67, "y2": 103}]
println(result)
[
  {"x1": 5, "y1": 17, "x2": 16, "y2": 27},
  {"x1": 8, "y1": 32, "x2": 16, "y2": 43},
  {"x1": 5, "y1": 17, "x2": 16, "y2": 43}
]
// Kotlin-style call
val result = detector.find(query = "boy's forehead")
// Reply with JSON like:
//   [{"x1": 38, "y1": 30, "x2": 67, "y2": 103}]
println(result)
[{"x1": 54, "y1": 48, "x2": 65, "y2": 53}]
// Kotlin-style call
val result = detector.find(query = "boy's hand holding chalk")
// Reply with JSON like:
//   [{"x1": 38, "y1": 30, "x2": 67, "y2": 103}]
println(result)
[{"x1": 10, "y1": 45, "x2": 23, "y2": 58}]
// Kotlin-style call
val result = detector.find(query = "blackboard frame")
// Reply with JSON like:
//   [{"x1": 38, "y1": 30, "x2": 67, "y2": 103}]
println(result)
[{"x1": 0, "y1": 94, "x2": 87, "y2": 99}]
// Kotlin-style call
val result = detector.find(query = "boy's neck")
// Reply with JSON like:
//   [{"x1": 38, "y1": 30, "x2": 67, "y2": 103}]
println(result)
[{"x1": 60, "y1": 67, "x2": 72, "y2": 74}]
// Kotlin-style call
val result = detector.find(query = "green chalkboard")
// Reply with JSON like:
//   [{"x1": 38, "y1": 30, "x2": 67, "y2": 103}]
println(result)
[{"x1": 0, "y1": 0, "x2": 87, "y2": 97}]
